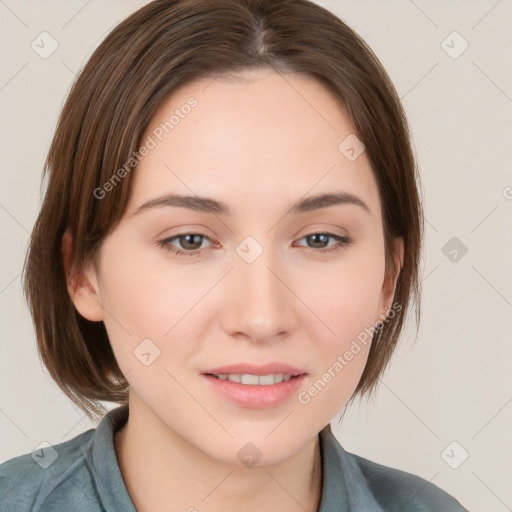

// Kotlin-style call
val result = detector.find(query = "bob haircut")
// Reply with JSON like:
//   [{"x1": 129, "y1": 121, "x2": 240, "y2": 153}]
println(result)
[{"x1": 23, "y1": 0, "x2": 423, "y2": 422}]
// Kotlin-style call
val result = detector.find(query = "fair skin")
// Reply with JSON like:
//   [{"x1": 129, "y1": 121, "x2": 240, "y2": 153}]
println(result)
[{"x1": 63, "y1": 68, "x2": 403, "y2": 512}]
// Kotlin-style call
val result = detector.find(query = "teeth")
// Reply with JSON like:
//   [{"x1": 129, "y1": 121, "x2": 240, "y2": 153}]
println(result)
[{"x1": 214, "y1": 373, "x2": 294, "y2": 385}]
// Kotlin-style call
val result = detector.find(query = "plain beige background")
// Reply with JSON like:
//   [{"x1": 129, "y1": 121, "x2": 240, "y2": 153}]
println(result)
[{"x1": 1, "y1": 1, "x2": 511, "y2": 510}]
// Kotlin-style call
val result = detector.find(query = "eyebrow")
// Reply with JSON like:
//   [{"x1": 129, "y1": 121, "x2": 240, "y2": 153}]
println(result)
[{"x1": 131, "y1": 191, "x2": 371, "y2": 217}]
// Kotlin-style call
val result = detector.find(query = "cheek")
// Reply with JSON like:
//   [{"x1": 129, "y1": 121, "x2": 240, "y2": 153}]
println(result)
[
  {"x1": 301, "y1": 247, "x2": 385, "y2": 404},
  {"x1": 95, "y1": 240, "x2": 204, "y2": 372},
  {"x1": 310, "y1": 247, "x2": 386, "y2": 342},
  {"x1": 99, "y1": 232, "x2": 209, "y2": 329}
]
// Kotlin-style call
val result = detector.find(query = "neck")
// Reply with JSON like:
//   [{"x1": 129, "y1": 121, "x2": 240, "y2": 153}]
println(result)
[{"x1": 114, "y1": 400, "x2": 323, "y2": 512}]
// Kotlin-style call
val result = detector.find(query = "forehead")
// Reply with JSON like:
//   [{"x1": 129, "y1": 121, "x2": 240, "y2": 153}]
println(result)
[{"x1": 127, "y1": 69, "x2": 380, "y2": 216}]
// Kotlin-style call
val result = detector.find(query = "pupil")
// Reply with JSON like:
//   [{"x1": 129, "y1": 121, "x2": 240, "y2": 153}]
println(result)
[
  {"x1": 309, "y1": 234, "x2": 327, "y2": 248},
  {"x1": 182, "y1": 234, "x2": 201, "y2": 249}
]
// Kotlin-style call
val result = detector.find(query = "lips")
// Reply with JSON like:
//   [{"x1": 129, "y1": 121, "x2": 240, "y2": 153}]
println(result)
[
  {"x1": 201, "y1": 362, "x2": 307, "y2": 377},
  {"x1": 201, "y1": 362, "x2": 309, "y2": 408}
]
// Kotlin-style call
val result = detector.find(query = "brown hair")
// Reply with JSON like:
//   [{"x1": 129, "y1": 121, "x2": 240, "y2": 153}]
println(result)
[{"x1": 23, "y1": 0, "x2": 423, "y2": 421}]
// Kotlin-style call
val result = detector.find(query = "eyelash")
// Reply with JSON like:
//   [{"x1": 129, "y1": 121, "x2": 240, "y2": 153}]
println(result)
[{"x1": 157, "y1": 232, "x2": 351, "y2": 257}]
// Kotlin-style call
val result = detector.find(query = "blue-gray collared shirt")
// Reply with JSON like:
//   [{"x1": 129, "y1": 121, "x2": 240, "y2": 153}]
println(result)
[{"x1": 0, "y1": 405, "x2": 468, "y2": 511}]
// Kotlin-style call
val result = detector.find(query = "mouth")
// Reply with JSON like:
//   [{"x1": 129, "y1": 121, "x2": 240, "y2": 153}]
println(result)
[
  {"x1": 201, "y1": 362, "x2": 307, "y2": 378},
  {"x1": 200, "y1": 362, "x2": 308, "y2": 408},
  {"x1": 204, "y1": 373, "x2": 303, "y2": 385}
]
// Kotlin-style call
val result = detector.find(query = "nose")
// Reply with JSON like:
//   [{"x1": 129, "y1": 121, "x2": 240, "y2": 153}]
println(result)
[{"x1": 221, "y1": 246, "x2": 298, "y2": 345}]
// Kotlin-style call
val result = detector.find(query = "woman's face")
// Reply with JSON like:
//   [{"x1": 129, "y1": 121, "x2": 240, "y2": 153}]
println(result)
[{"x1": 73, "y1": 68, "x2": 401, "y2": 465}]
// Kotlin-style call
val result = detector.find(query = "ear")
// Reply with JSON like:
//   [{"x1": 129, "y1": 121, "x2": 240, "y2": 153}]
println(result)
[
  {"x1": 61, "y1": 229, "x2": 104, "y2": 322},
  {"x1": 375, "y1": 236, "x2": 404, "y2": 323}
]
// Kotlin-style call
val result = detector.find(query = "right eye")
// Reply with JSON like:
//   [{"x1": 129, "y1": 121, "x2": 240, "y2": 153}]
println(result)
[{"x1": 157, "y1": 233, "x2": 214, "y2": 257}]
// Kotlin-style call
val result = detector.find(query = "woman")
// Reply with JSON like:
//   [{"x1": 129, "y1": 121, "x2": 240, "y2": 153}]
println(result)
[{"x1": 0, "y1": 0, "x2": 468, "y2": 510}]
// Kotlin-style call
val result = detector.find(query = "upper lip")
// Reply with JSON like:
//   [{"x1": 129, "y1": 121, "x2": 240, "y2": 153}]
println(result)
[{"x1": 202, "y1": 362, "x2": 307, "y2": 377}]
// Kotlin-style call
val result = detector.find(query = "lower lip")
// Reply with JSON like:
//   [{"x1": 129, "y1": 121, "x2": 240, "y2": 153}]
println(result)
[{"x1": 202, "y1": 374, "x2": 307, "y2": 408}]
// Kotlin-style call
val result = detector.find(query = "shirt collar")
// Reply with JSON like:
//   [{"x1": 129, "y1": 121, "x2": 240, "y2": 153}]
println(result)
[
  {"x1": 318, "y1": 423, "x2": 384, "y2": 511},
  {"x1": 89, "y1": 405, "x2": 382, "y2": 511},
  {"x1": 89, "y1": 404, "x2": 136, "y2": 512}
]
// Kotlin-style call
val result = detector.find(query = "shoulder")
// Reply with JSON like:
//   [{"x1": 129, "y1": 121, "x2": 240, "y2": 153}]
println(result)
[
  {"x1": 0, "y1": 429, "x2": 100, "y2": 512},
  {"x1": 348, "y1": 451, "x2": 469, "y2": 511},
  {"x1": 320, "y1": 426, "x2": 469, "y2": 510}
]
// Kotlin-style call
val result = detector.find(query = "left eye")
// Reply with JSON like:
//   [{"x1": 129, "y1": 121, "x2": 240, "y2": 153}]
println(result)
[
  {"x1": 293, "y1": 233, "x2": 350, "y2": 252},
  {"x1": 157, "y1": 232, "x2": 351, "y2": 257}
]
